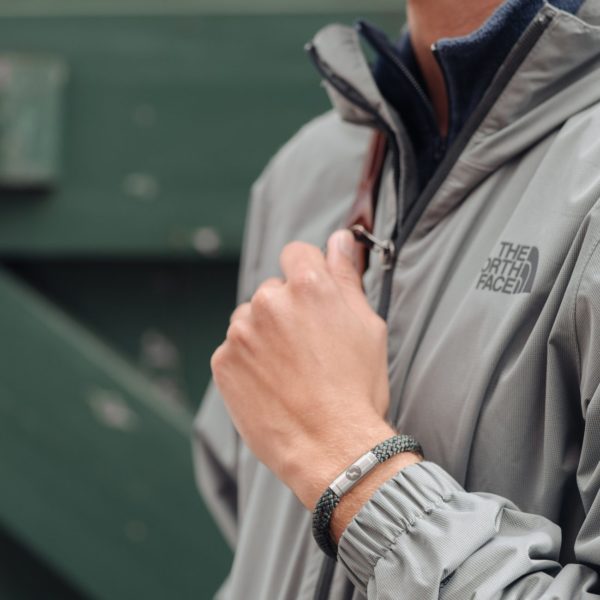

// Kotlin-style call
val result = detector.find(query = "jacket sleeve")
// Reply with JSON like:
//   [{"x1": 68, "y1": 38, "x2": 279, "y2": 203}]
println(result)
[
  {"x1": 191, "y1": 169, "x2": 273, "y2": 549},
  {"x1": 191, "y1": 111, "x2": 369, "y2": 549},
  {"x1": 337, "y1": 233, "x2": 600, "y2": 599}
]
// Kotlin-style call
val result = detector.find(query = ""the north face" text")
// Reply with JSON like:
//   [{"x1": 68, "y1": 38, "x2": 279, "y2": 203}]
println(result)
[{"x1": 476, "y1": 241, "x2": 539, "y2": 294}]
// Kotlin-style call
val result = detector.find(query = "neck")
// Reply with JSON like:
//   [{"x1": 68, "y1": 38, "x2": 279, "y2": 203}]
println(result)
[{"x1": 407, "y1": 0, "x2": 504, "y2": 136}]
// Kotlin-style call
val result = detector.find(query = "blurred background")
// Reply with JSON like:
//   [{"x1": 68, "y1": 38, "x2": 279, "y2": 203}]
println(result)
[{"x1": 0, "y1": 0, "x2": 403, "y2": 598}]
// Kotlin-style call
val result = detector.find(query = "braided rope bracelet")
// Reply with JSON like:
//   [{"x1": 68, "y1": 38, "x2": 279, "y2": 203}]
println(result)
[{"x1": 312, "y1": 434, "x2": 423, "y2": 558}]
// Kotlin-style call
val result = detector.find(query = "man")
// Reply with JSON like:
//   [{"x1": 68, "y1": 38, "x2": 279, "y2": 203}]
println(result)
[{"x1": 194, "y1": 0, "x2": 600, "y2": 597}]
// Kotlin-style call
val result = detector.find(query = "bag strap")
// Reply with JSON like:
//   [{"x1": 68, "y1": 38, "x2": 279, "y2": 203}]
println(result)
[
  {"x1": 343, "y1": 130, "x2": 388, "y2": 272},
  {"x1": 344, "y1": 130, "x2": 388, "y2": 232}
]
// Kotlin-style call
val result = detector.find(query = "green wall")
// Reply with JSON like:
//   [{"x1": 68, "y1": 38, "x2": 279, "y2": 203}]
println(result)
[{"x1": 0, "y1": 3, "x2": 405, "y2": 598}]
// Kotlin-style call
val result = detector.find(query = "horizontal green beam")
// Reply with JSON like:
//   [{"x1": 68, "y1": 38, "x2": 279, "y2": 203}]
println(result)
[
  {"x1": 0, "y1": 11, "x2": 403, "y2": 258},
  {"x1": 0, "y1": 0, "x2": 403, "y2": 17}
]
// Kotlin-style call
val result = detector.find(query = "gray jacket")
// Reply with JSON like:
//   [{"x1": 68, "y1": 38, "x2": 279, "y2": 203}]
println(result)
[{"x1": 193, "y1": 1, "x2": 600, "y2": 598}]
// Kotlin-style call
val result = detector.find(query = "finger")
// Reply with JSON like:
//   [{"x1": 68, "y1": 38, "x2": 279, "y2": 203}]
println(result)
[
  {"x1": 258, "y1": 277, "x2": 285, "y2": 290},
  {"x1": 326, "y1": 230, "x2": 364, "y2": 295},
  {"x1": 279, "y1": 241, "x2": 327, "y2": 285},
  {"x1": 236, "y1": 279, "x2": 283, "y2": 322},
  {"x1": 250, "y1": 277, "x2": 285, "y2": 316},
  {"x1": 229, "y1": 302, "x2": 251, "y2": 323}
]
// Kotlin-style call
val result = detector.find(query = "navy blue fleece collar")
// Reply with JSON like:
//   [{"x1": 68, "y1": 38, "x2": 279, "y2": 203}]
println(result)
[
  {"x1": 359, "y1": 0, "x2": 583, "y2": 191},
  {"x1": 435, "y1": 0, "x2": 583, "y2": 142}
]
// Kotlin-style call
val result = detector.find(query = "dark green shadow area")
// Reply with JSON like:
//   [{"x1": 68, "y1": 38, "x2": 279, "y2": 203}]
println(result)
[{"x1": 0, "y1": 524, "x2": 86, "y2": 600}]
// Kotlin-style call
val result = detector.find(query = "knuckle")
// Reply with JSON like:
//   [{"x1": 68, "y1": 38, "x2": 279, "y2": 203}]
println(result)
[
  {"x1": 251, "y1": 286, "x2": 275, "y2": 312},
  {"x1": 291, "y1": 266, "x2": 321, "y2": 293},
  {"x1": 283, "y1": 240, "x2": 309, "y2": 258},
  {"x1": 229, "y1": 302, "x2": 250, "y2": 324},
  {"x1": 210, "y1": 344, "x2": 226, "y2": 375},
  {"x1": 281, "y1": 241, "x2": 323, "y2": 270},
  {"x1": 226, "y1": 320, "x2": 250, "y2": 345},
  {"x1": 263, "y1": 276, "x2": 284, "y2": 289}
]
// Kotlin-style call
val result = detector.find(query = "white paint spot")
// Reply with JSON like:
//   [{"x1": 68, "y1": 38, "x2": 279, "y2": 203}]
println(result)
[
  {"x1": 192, "y1": 227, "x2": 221, "y2": 255},
  {"x1": 154, "y1": 376, "x2": 186, "y2": 409},
  {"x1": 122, "y1": 172, "x2": 159, "y2": 201},
  {"x1": 141, "y1": 330, "x2": 179, "y2": 369},
  {"x1": 133, "y1": 104, "x2": 156, "y2": 128},
  {"x1": 87, "y1": 388, "x2": 139, "y2": 432},
  {"x1": 125, "y1": 519, "x2": 148, "y2": 543}
]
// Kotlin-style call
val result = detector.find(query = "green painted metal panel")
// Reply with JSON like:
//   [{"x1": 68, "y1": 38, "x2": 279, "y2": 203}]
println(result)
[
  {"x1": 9, "y1": 258, "x2": 239, "y2": 412},
  {"x1": 0, "y1": 9, "x2": 403, "y2": 258},
  {"x1": 0, "y1": 266, "x2": 231, "y2": 599}
]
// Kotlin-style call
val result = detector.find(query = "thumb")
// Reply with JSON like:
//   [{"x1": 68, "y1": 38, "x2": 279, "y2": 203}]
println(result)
[{"x1": 326, "y1": 229, "x2": 365, "y2": 294}]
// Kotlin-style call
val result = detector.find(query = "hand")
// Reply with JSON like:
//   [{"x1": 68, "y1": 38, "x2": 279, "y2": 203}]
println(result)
[{"x1": 211, "y1": 230, "x2": 414, "y2": 515}]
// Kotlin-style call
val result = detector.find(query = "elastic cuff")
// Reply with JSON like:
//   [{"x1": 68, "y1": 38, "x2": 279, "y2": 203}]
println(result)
[{"x1": 337, "y1": 461, "x2": 463, "y2": 589}]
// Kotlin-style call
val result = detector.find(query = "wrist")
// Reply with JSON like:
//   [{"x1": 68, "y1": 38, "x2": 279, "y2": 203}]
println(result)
[
  {"x1": 329, "y1": 450, "x2": 421, "y2": 542},
  {"x1": 285, "y1": 415, "x2": 396, "y2": 509},
  {"x1": 308, "y1": 429, "x2": 423, "y2": 557}
]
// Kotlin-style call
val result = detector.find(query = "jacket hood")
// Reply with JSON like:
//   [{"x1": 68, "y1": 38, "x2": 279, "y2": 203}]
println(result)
[{"x1": 307, "y1": 0, "x2": 600, "y2": 228}]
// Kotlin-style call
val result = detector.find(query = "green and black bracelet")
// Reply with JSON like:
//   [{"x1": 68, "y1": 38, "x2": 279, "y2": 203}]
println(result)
[{"x1": 312, "y1": 434, "x2": 423, "y2": 558}]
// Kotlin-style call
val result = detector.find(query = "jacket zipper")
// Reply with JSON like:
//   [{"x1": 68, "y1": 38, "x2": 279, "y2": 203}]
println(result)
[
  {"x1": 306, "y1": 10, "x2": 554, "y2": 600},
  {"x1": 377, "y1": 8, "x2": 555, "y2": 324},
  {"x1": 350, "y1": 224, "x2": 395, "y2": 270}
]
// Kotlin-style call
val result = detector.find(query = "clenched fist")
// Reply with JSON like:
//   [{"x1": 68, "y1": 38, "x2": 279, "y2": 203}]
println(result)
[{"x1": 211, "y1": 230, "x2": 417, "y2": 515}]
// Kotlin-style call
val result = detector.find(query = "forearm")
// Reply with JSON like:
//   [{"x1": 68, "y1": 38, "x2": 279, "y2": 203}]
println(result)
[{"x1": 284, "y1": 416, "x2": 421, "y2": 540}]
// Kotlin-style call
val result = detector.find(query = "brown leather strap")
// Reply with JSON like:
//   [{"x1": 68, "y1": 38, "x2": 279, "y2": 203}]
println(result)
[
  {"x1": 344, "y1": 130, "x2": 388, "y2": 233},
  {"x1": 344, "y1": 130, "x2": 388, "y2": 273}
]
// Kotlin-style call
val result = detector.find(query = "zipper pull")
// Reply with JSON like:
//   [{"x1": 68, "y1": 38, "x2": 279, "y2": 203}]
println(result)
[{"x1": 349, "y1": 224, "x2": 395, "y2": 270}]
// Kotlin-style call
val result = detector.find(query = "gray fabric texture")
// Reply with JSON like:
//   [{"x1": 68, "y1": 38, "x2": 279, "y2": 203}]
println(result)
[{"x1": 193, "y1": 1, "x2": 600, "y2": 598}]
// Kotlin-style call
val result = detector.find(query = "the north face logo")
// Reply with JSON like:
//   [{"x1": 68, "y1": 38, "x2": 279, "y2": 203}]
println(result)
[{"x1": 476, "y1": 241, "x2": 539, "y2": 294}]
